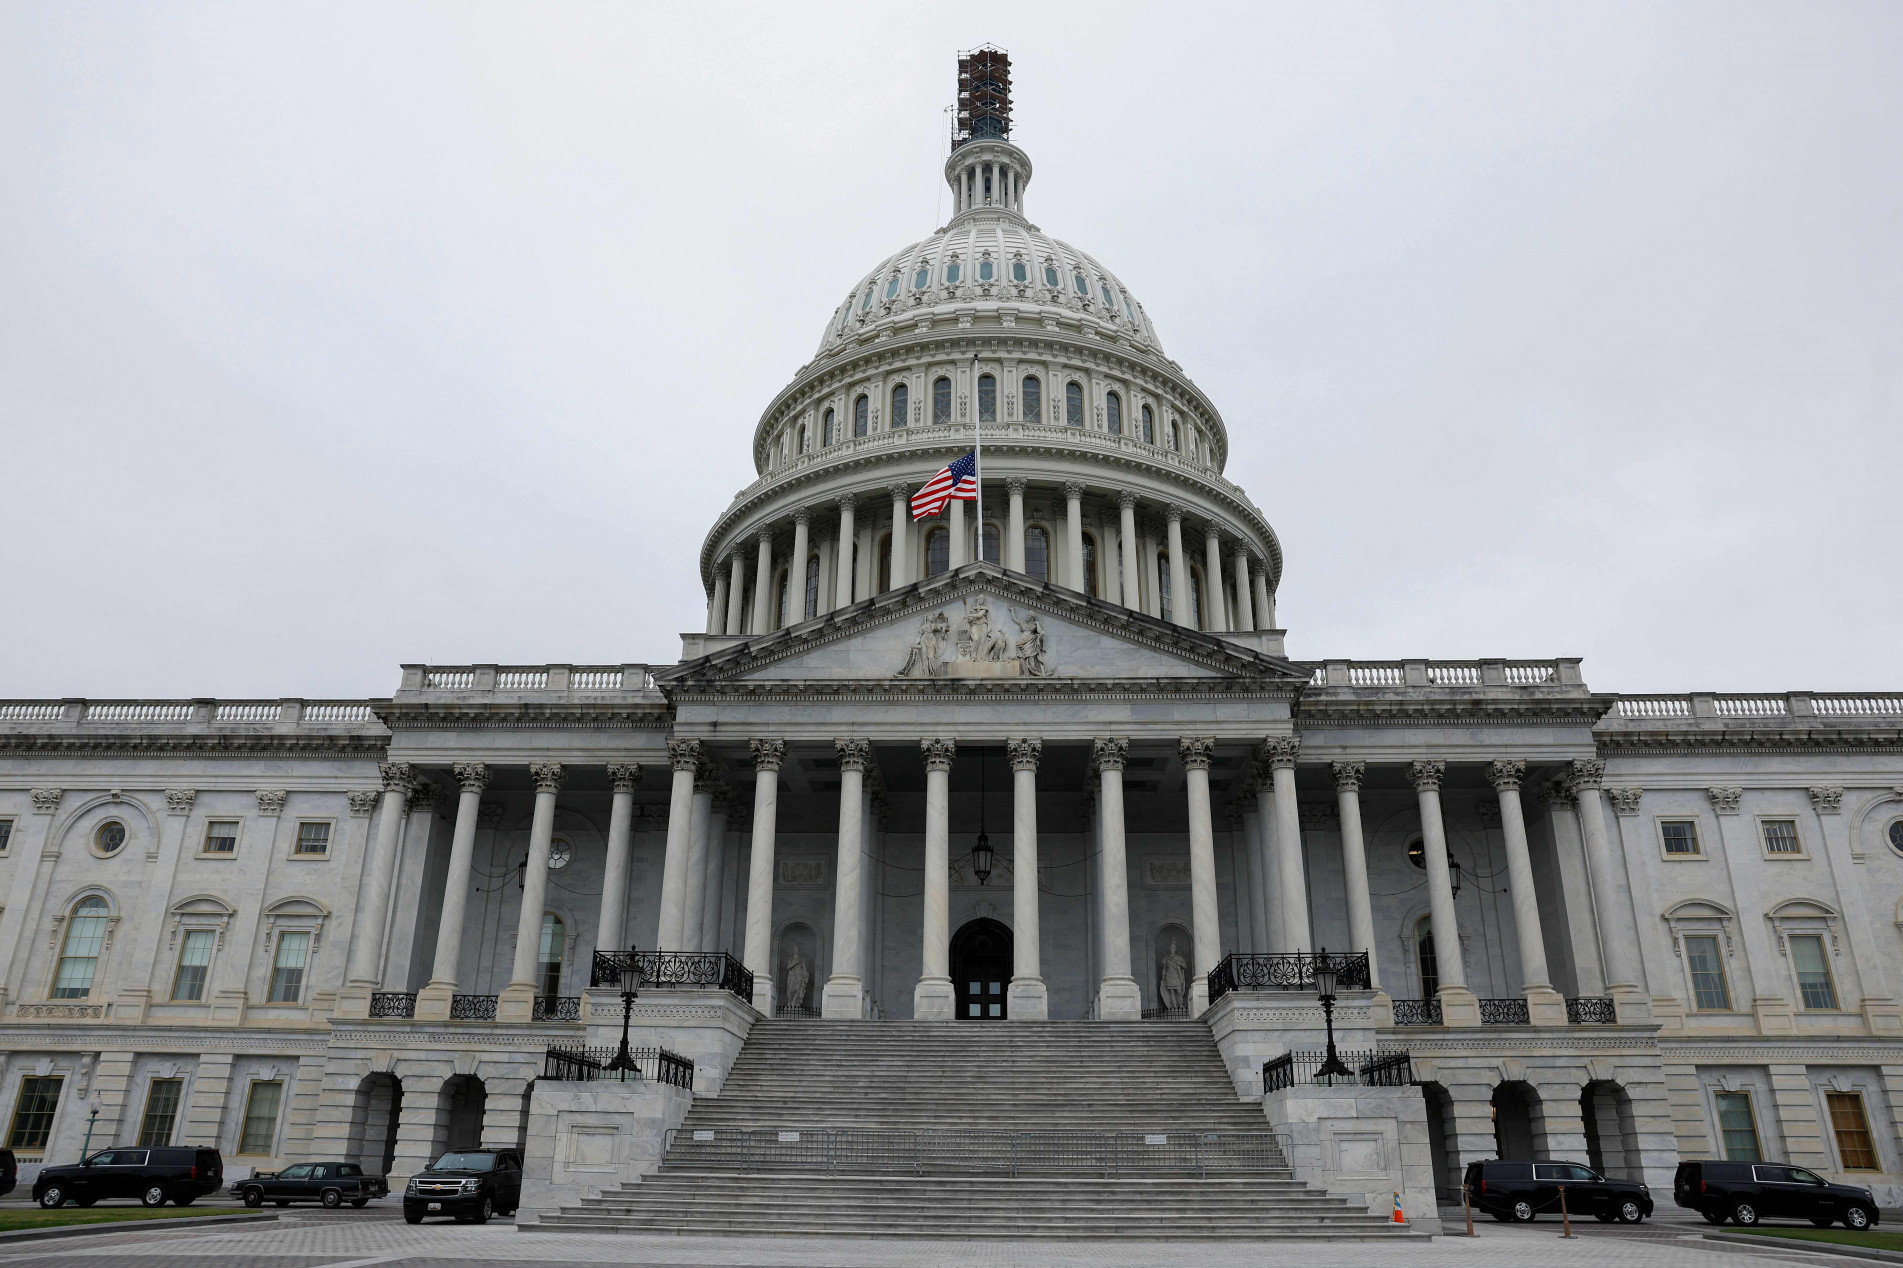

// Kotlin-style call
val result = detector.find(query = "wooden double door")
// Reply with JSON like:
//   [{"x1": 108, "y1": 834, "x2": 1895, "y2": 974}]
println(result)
[{"x1": 951, "y1": 918, "x2": 1012, "y2": 1020}]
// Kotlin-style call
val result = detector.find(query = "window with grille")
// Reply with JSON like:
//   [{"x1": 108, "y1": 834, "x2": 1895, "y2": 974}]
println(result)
[
  {"x1": 1021, "y1": 376, "x2": 1040, "y2": 422},
  {"x1": 822, "y1": 408, "x2": 835, "y2": 446},
  {"x1": 1024, "y1": 527, "x2": 1048, "y2": 581},
  {"x1": 172, "y1": 928, "x2": 214, "y2": 1001},
  {"x1": 1416, "y1": 918, "x2": 1439, "y2": 999},
  {"x1": 203, "y1": 820, "x2": 238, "y2": 854},
  {"x1": 1684, "y1": 935, "x2": 1730, "y2": 1010},
  {"x1": 1065, "y1": 382, "x2": 1084, "y2": 426},
  {"x1": 890, "y1": 383, "x2": 908, "y2": 429},
  {"x1": 1790, "y1": 934, "x2": 1837, "y2": 1009},
  {"x1": 1106, "y1": 392, "x2": 1122, "y2": 435},
  {"x1": 1761, "y1": 819, "x2": 1801, "y2": 854},
  {"x1": 6, "y1": 1076, "x2": 62, "y2": 1150},
  {"x1": 294, "y1": 822, "x2": 330, "y2": 856},
  {"x1": 1660, "y1": 820, "x2": 1700, "y2": 855},
  {"x1": 52, "y1": 897, "x2": 109, "y2": 998},
  {"x1": 1158, "y1": 554, "x2": 1172, "y2": 621},
  {"x1": 1141, "y1": 405, "x2": 1154, "y2": 443},
  {"x1": 977, "y1": 374, "x2": 996, "y2": 422},
  {"x1": 980, "y1": 523, "x2": 1000, "y2": 566},
  {"x1": 775, "y1": 571, "x2": 788, "y2": 628},
  {"x1": 803, "y1": 555, "x2": 820, "y2": 620},
  {"x1": 853, "y1": 395, "x2": 868, "y2": 438},
  {"x1": 0, "y1": 819, "x2": 12, "y2": 853},
  {"x1": 539, "y1": 913, "x2": 564, "y2": 998},
  {"x1": 239, "y1": 1081, "x2": 282, "y2": 1154},
  {"x1": 1715, "y1": 1091, "x2": 1761, "y2": 1161},
  {"x1": 1081, "y1": 535, "x2": 1099, "y2": 598},
  {"x1": 926, "y1": 527, "x2": 949, "y2": 578},
  {"x1": 268, "y1": 932, "x2": 310, "y2": 1003},
  {"x1": 1826, "y1": 1092, "x2": 1879, "y2": 1170},
  {"x1": 1188, "y1": 568, "x2": 1205, "y2": 631},
  {"x1": 933, "y1": 378, "x2": 952, "y2": 424},
  {"x1": 138, "y1": 1079, "x2": 183, "y2": 1147}
]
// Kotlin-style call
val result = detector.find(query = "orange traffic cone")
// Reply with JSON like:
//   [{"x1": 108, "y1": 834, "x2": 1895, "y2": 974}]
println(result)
[{"x1": 1392, "y1": 1192, "x2": 1405, "y2": 1224}]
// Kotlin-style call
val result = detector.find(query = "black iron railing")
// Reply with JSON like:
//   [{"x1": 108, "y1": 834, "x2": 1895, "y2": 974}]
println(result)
[
  {"x1": 1207, "y1": 951, "x2": 1372, "y2": 1004},
  {"x1": 543, "y1": 1044, "x2": 693, "y2": 1089},
  {"x1": 369, "y1": 992, "x2": 416, "y2": 1018},
  {"x1": 533, "y1": 995, "x2": 581, "y2": 1022},
  {"x1": 1566, "y1": 996, "x2": 1617, "y2": 1024},
  {"x1": 1263, "y1": 1047, "x2": 1415, "y2": 1093},
  {"x1": 1479, "y1": 997, "x2": 1531, "y2": 1025},
  {"x1": 776, "y1": 1006, "x2": 820, "y2": 1020},
  {"x1": 450, "y1": 994, "x2": 497, "y2": 1020},
  {"x1": 591, "y1": 950, "x2": 753, "y2": 1003},
  {"x1": 1140, "y1": 1005, "x2": 1191, "y2": 1020},
  {"x1": 1390, "y1": 998, "x2": 1442, "y2": 1026},
  {"x1": 662, "y1": 1127, "x2": 1292, "y2": 1178}
]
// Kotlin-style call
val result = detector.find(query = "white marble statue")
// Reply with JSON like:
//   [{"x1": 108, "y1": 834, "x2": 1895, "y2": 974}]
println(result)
[
  {"x1": 1159, "y1": 939, "x2": 1188, "y2": 1013},
  {"x1": 783, "y1": 946, "x2": 811, "y2": 1011}
]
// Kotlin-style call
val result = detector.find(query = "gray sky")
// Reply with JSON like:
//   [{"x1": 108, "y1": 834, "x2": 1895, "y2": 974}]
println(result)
[{"x1": 3, "y1": 2, "x2": 1899, "y2": 700}]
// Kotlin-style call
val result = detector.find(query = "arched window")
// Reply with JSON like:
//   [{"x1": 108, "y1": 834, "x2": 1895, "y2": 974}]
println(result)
[
  {"x1": 1141, "y1": 405, "x2": 1154, "y2": 444},
  {"x1": 933, "y1": 377, "x2": 952, "y2": 425},
  {"x1": 1021, "y1": 376, "x2": 1041, "y2": 422},
  {"x1": 269, "y1": 930, "x2": 310, "y2": 1002},
  {"x1": 977, "y1": 374, "x2": 996, "y2": 422},
  {"x1": 978, "y1": 259, "x2": 994, "y2": 282},
  {"x1": 1025, "y1": 526, "x2": 1049, "y2": 581},
  {"x1": 823, "y1": 408, "x2": 835, "y2": 447},
  {"x1": 925, "y1": 527, "x2": 950, "y2": 577},
  {"x1": 775, "y1": 570, "x2": 789, "y2": 628},
  {"x1": 1158, "y1": 553, "x2": 1173, "y2": 622},
  {"x1": 853, "y1": 395, "x2": 869, "y2": 438},
  {"x1": 860, "y1": 285, "x2": 874, "y2": 311},
  {"x1": 913, "y1": 264, "x2": 930, "y2": 290},
  {"x1": 1101, "y1": 281, "x2": 1115, "y2": 307},
  {"x1": 1106, "y1": 392, "x2": 1122, "y2": 436},
  {"x1": 1044, "y1": 264, "x2": 1060, "y2": 288},
  {"x1": 1416, "y1": 917, "x2": 1439, "y2": 999},
  {"x1": 1081, "y1": 533, "x2": 1099, "y2": 597},
  {"x1": 982, "y1": 523, "x2": 1000, "y2": 565},
  {"x1": 884, "y1": 275, "x2": 899, "y2": 300},
  {"x1": 539, "y1": 913, "x2": 565, "y2": 998},
  {"x1": 1065, "y1": 382, "x2": 1084, "y2": 427},
  {"x1": 803, "y1": 555, "x2": 820, "y2": 620},
  {"x1": 1074, "y1": 271, "x2": 1089, "y2": 296},
  {"x1": 890, "y1": 383, "x2": 908, "y2": 429},
  {"x1": 1170, "y1": 420, "x2": 1181, "y2": 451},
  {"x1": 1188, "y1": 567, "x2": 1205, "y2": 631},
  {"x1": 1011, "y1": 260, "x2": 1027, "y2": 283},
  {"x1": 877, "y1": 534, "x2": 891, "y2": 593},
  {"x1": 797, "y1": 423, "x2": 807, "y2": 453},
  {"x1": 945, "y1": 260, "x2": 961, "y2": 284},
  {"x1": 52, "y1": 896, "x2": 110, "y2": 999}
]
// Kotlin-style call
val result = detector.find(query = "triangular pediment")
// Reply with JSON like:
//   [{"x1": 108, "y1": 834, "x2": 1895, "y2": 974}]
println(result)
[{"x1": 660, "y1": 563, "x2": 1308, "y2": 688}]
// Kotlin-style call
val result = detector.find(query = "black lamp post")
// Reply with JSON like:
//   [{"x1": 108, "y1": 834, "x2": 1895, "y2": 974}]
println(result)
[
  {"x1": 1313, "y1": 947, "x2": 1354, "y2": 1082},
  {"x1": 972, "y1": 752, "x2": 994, "y2": 885},
  {"x1": 604, "y1": 947, "x2": 646, "y2": 1081}
]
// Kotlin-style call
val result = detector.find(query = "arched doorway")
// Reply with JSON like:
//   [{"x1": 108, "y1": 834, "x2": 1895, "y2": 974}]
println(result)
[
  {"x1": 1582, "y1": 1080, "x2": 1640, "y2": 1179},
  {"x1": 441, "y1": 1075, "x2": 486, "y2": 1152},
  {"x1": 1493, "y1": 1081, "x2": 1540, "y2": 1160},
  {"x1": 1419, "y1": 1081, "x2": 1461, "y2": 1201},
  {"x1": 348, "y1": 1073, "x2": 402, "y2": 1174},
  {"x1": 951, "y1": 918, "x2": 1012, "y2": 1020}
]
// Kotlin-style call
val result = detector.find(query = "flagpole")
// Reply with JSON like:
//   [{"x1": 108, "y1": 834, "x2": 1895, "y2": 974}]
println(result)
[{"x1": 972, "y1": 352, "x2": 982, "y2": 564}]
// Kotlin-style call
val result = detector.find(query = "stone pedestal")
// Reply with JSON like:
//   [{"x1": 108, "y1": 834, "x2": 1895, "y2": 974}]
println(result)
[
  {"x1": 414, "y1": 983, "x2": 454, "y2": 1022},
  {"x1": 497, "y1": 981, "x2": 537, "y2": 1024},
  {"x1": 1096, "y1": 976, "x2": 1141, "y2": 1020},
  {"x1": 584, "y1": 986, "x2": 758, "y2": 1095},
  {"x1": 1205, "y1": 989, "x2": 1379, "y2": 1100},
  {"x1": 1436, "y1": 986, "x2": 1481, "y2": 1028},
  {"x1": 821, "y1": 977, "x2": 865, "y2": 1019},
  {"x1": 1264, "y1": 1083, "x2": 1441, "y2": 1233},
  {"x1": 1525, "y1": 985, "x2": 1569, "y2": 1027},
  {"x1": 913, "y1": 977, "x2": 956, "y2": 1021},
  {"x1": 1007, "y1": 978, "x2": 1049, "y2": 1020},
  {"x1": 517, "y1": 1077, "x2": 694, "y2": 1222}
]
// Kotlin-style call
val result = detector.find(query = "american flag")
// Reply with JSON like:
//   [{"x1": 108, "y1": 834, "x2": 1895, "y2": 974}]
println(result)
[{"x1": 910, "y1": 450, "x2": 978, "y2": 521}]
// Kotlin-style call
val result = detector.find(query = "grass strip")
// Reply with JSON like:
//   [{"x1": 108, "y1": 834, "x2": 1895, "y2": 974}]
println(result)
[
  {"x1": 1731, "y1": 1227, "x2": 1903, "y2": 1253},
  {"x1": 0, "y1": 1207, "x2": 266, "y2": 1232}
]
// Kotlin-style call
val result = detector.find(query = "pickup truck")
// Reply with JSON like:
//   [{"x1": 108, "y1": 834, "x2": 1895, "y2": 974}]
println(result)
[{"x1": 234, "y1": 1161, "x2": 388, "y2": 1208}]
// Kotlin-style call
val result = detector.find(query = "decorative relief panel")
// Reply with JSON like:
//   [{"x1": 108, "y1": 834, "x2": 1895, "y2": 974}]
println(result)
[
  {"x1": 777, "y1": 858, "x2": 827, "y2": 888},
  {"x1": 1142, "y1": 858, "x2": 1191, "y2": 887}
]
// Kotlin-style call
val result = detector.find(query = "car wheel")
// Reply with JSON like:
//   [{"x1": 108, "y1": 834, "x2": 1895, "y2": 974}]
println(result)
[
  {"x1": 243, "y1": 1188, "x2": 264, "y2": 1208},
  {"x1": 1846, "y1": 1206, "x2": 1873, "y2": 1231},
  {"x1": 141, "y1": 1185, "x2": 168, "y2": 1208},
  {"x1": 1701, "y1": 1210, "x2": 1725, "y2": 1225},
  {"x1": 1617, "y1": 1200, "x2": 1644, "y2": 1223},
  {"x1": 1732, "y1": 1202, "x2": 1760, "y2": 1226},
  {"x1": 1511, "y1": 1199, "x2": 1536, "y2": 1222},
  {"x1": 321, "y1": 1189, "x2": 343, "y2": 1209},
  {"x1": 38, "y1": 1186, "x2": 65, "y2": 1208},
  {"x1": 350, "y1": 1198, "x2": 369, "y2": 1208},
  {"x1": 403, "y1": 1210, "x2": 424, "y2": 1225},
  {"x1": 472, "y1": 1196, "x2": 491, "y2": 1225}
]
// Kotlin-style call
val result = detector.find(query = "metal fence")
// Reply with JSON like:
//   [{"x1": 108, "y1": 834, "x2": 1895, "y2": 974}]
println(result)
[
  {"x1": 1478, "y1": 997, "x2": 1531, "y2": 1025},
  {"x1": 1390, "y1": 998, "x2": 1442, "y2": 1026},
  {"x1": 1262, "y1": 1048, "x2": 1415, "y2": 1093},
  {"x1": 369, "y1": 992, "x2": 416, "y2": 1018},
  {"x1": 532, "y1": 995, "x2": 581, "y2": 1022},
  {"x1": 450, "y1": 994, "x2": 497, "y2": 1020},
  {"x1": 662, "y1": 1127, "x2": 1292, "y2": 1178},
  {"x1": 1566, "y1": 996, "x2": 1617, "y2": 1024},
  {"x1": 544, "y1": 1044, "x2": 694, "y2": 1089},
  {"x1": 1207, "y1": 951, "x2": 1372, "y2": 1003},
  {"x1": 592, "y1": 950, "x2": 754, "y2": 1003}
]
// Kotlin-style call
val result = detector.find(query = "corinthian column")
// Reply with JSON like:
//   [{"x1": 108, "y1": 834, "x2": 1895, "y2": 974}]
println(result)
[
  {"x1": 1410, "y1": 760, "x2": 1479, "y2": 1025},
  {"x1": 1164, "y1": 505, "x2": 1187, "y2": 625},
  {"x1": 743, "y1": 739, "x2": 784, "y2": 1014},
  {"x1": 1252, "y1": 564, "x2": 1274, "y2": 631},
  {"x1": 1232, "y1": 546, "x2": 1255, "y2": 631},
  {"x1": 751, "y1": 530, "x2": 775, "y2": 634},
  {"x1": 725, "y1": 552, "x2": 747, "y2": 636},
  {"x1": 416, "y1": 762, "x2": 485, "y2": 1020},
  {"x1": 1093, "y1": 738, "x2": 1141, "y2": 1018},
  {"x1": 914, "y1": 738, "x2": 957, "y2": 1020},
  {"x1": 1331, "y1": 762, "x2": 1377, "y2": 981},
  {"x1": 1570, "y1": 758, "x2": 1650, "y2": 1022},
  {"x1": 499, "y1": 762, "x2": 563, "y2": 1022},
  {"x1": 1006, "y1": 479, "x2": 1027, "y2": 573},
  {"x1": 1489, "y1": 760, "x2": 1566, "y2": 1024},
  {"x1": 1064, "y1": 481, "x2": 1086, "y2": 590},
  {"x1": 1264, "y1": 737, "x2": 1311, "y2": 951},
  {"x1": 681, "y1": 766, "x2": 717, "y2": 951},
  {"x1": 1006, "y1": 738, "x2": 1047, "y2": 1019},
  {"x1": 1203, "y1": 526, "x2": 1227, "y2": 629},
  {"x1": 342, "y1": 762, "x2": 413, "y2": 1012},
  {"x1": 654, "y1": 740, "x2": 701, "y2": 949},
  {"x1": 832, "y1": 494, "x2": 856, "y2": 610},
  {"x1": 1179, "y1": 736, "x2": 1220, "y2": 1015},
  {"x1": 790, "y1": 510, "x2": 812, "y2": 619},
  {"x1": 1118, "y1": 492, "x2": 1139, "y2": 609},
  {"x1": 823, "y1": 740, "x2": 870, "y2": 1019},
  {"x1": 596, "y1": 763, "x2": 641, "y2": 955},
  {"x1": 886, "y1": 486, "x2": 910, "y2": 589}
]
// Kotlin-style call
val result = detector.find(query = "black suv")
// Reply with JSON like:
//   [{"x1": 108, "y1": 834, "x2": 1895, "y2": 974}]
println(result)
[
  {"x1": 234, "y1": 1160, "x2": 388, "y2": 1208},
  {"x1": 0, "y1": 1148, "x2": 15, "y2": 1198},
  {"x1": 402, "y1": 1149, "x2": 521, "y2": 1224},
  {"x1": 34, "y1": 1146, "x2": 223, "y2": 1208},
  {"x1": 1464, "y1": 1159, "x2": 1654, "y2": 1223},
  {"x1": 1674, "y1": 1159, "x2": 1880, "y2": 1229}
]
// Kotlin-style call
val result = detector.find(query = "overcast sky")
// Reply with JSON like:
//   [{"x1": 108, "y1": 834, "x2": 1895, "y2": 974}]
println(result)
[{"x1": 3, "y1": 2, "x2": 1899, "y2": 700}]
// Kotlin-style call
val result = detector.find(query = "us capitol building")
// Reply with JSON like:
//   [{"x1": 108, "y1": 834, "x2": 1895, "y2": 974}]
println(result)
[{"x1": 2, "y1": 49, "x2": 1899, "y2": 1226}]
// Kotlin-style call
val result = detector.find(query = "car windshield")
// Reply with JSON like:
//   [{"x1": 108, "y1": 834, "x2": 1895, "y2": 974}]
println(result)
[{"x1": 429, "y1": 1152, "x2": 495, "y2": 1172}]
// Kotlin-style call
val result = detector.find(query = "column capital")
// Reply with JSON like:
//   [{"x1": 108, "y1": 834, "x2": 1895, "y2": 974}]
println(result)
[
  {"x1": 1091, "y1": 737, "x2": 1129, "y2": 772},
  {"x1": 1540, "y1": 779, "x2": 1577, "y2": 808},
  {"x1": 750, "y1": 738, "x2": 787, "y2": 772},
  {"x1": 1487, "y1": 759, "x2": 1526, "y2": 791},
  {"x1": 29, "y1": 788, "x2": 62, "y2": 814},
  {"x1": 1330, "y1": 760, "x2": 1365, "y2": 792},
  {"x1": 835, "y1": 738, "x2": 871, "y2": 772},
  {"x1": 1407, "y1": 759, "x2": 1445, "y2": 792},
  {"x1": 1164, "y1": 502, "x2": 1185, "y2": 524},
  {"x1": 1251, "y1": 560, "x2": 1268, "y2": 580},
  {"x1": 1260, "y1": 736, "x2": 1300, "y2": 770},
  {"x1": 793, "y1": 506, "x2": 812, "y2": 526},
  {"x1": 453, "y1": 761, "x2": 490, "y2": 793},
  {"x1": 1808, "y1": 786, "x2": 1843, "y2": 815},
  {"x1": 1204, "y1": 523, "x2": 1223, "y2": 545},
  {"x1": 257, "y1": 789, "x2": 288, "y2": 817},
  {"x1": 1006, "y1": 477, "x2": 1028, "y2": 496},
  {"x1": 755, "y1": 527, "x2": 772, "y2": 547},
  {"x1": 529, "y1": 762, "x2": 566, "y2": 794},
  {"x1": 920, "y1": 737, "x2": 956, "y2": 771},
  {"x1": 835, "y1": 492, "x2": 857, "y2": 512},
  {"x1": 693, "y1": 761, "x2": 723, "y2": 795},
  {"x1": 379, "y1": 761, "x2": 414, "y2": 793},
  {"x1": 1117, "y1": 490, "x2": 1138, "y2": 510},
  {"x1": 1007, "y1": 737, "x2": 1042, "y2": 771},
  {"x1": 886, "y1": 482, "x2": 910, "y2": 500},
  {"x1": 1063, "y1": 481, "x2": 1086, "y2": 500},
  {"x1": 346, "y1": 789, "x2": 381, "y2": 816},
  {"x1": 408, "y1": 780, "x2": 442, "y2": 812},
  {"x1": 1178, "y1": 736, "x2": 1217, "y2": 771},
  {"x1": 667, "y1": 738, "x2": 703, "y2": 772},
  {"x1": 164, "y1": 789, "x2": 197, "y2": 816},
  {"x1": 1706, "y1": 786, "x2": 1742, "y2": 815},
  {"x1": 1568, "y1": 757, "x2": 1607, "y2": 792},
  {"x1": 606, "y1": 763, "x2": 643, "y2": 793},
  {"x1": 1606, "y1": 787, "x2": 1643, "y2": 816}
]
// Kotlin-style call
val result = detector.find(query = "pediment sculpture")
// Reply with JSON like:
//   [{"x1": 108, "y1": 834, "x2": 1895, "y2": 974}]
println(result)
[{"x1": 896, "y1": 597, "x2": 1055, "y2": 679}]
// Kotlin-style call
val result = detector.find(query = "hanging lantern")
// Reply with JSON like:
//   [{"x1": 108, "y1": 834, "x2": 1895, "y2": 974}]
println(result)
[{"x1": 972, "y1": 830, "x2": 994, "y2": 886}]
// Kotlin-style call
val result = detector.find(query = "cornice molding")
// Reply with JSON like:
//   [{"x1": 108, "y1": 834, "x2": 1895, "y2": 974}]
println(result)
[{"x1": 0, "y1": 735, "x2": 389, "y2": 759}]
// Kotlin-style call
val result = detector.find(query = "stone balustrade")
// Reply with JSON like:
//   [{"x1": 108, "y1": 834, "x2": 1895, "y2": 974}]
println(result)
[
  {"x1": 0, "y1": 698, "x2": 383, "y2": 729},
  {"x1": 1610, "y1": 691, "x2": 1903, "y2": 721},
  {"x1": 1303, "y1": 658, "x2": 1584, "y2": 689},
  {"x1": 396, "y1": 664, "x2": 660, "y2": 695}
]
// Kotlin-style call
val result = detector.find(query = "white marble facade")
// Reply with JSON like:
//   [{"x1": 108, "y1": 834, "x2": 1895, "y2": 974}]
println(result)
[{"x1": 2, "y1": 100, "x2": 1901, "y2": 1211}]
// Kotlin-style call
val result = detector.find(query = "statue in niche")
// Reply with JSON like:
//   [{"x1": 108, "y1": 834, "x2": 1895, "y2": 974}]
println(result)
[
  {"x1": 1158, "y1": 938, "x2": 1189, "y2": 1014},
  {"x1": 782, "y1": 946, "x2": 811, "y2": 1012},
  {"x1": 958, "y1": 597, "x2": 1011, "y2": 662},
  {"x1": 1010, "y1": 609, "x2": 1054, "y2": 677},
  {"x1": 896, "y1": 612, "x2": 951, "y2": 678}
]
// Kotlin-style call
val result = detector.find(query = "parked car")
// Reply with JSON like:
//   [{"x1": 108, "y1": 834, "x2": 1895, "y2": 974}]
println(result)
[
  {"x1": 402, "y1": 1149, "x2": 522, "y2": 1224},
  {"x1": 33, "y1": 1146, "x2": 223, "y2": 1208},
  {"x1": 233, "y1": 1161, "x2": 388, "y2": 1209},
  {"x1": 0, "y1": 1148, "x2": 15, "y2": 1199},
  {"x1": 1674, "y1": 1160, "x2": 1880, "y2": 1229},
  {"x1": 1464, "y1": 1159, "x2": 1653, "y2": 1223}
]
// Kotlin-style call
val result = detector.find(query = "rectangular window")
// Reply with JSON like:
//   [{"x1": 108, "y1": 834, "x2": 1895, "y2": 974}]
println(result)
[
  {"x1": 1826, "y1": 1092, "x2": 1879, "y2": 1170},
  {"x1": 1762, "y1": 819, "x2": 1801, "y2": 855},
  {"x1": 268, "y1": 932, "x2": 310, "y2": 1003},
  {"x1": 138, "y1": 1078, "x2": 184, "y2": 1147},
  {"x1": 1684, "y1": 935, "x2": 1731, "y2": 1010},
  {"x1": 1715, "y1": 1091, "x2": 1761, "y2": 1162},
  {"x1": 0, "y1": 818, "x2": 13, "y2": 853},
  {"x1": 6, "y1": 1076, "x2": 63, "y2": 1150},
  {"x1": 293, "y1": 822, "x2": 330, "y2": 856},
  {"x1": 202, "y1": 820, "x2": 239, "y2": 854},
  {"x1": 239, "y1": 1081, "x2": 282, "y2": 1154},
  {"x1": 1660, "y1": 820, "x2": 1701, "y2": 855},
  {"x1": 1790, "y1": 934, "x2": 1838, "y2": 1009},
  {"x1": 172, "y1": 928, "x2": 214, "y2": 1001}
]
